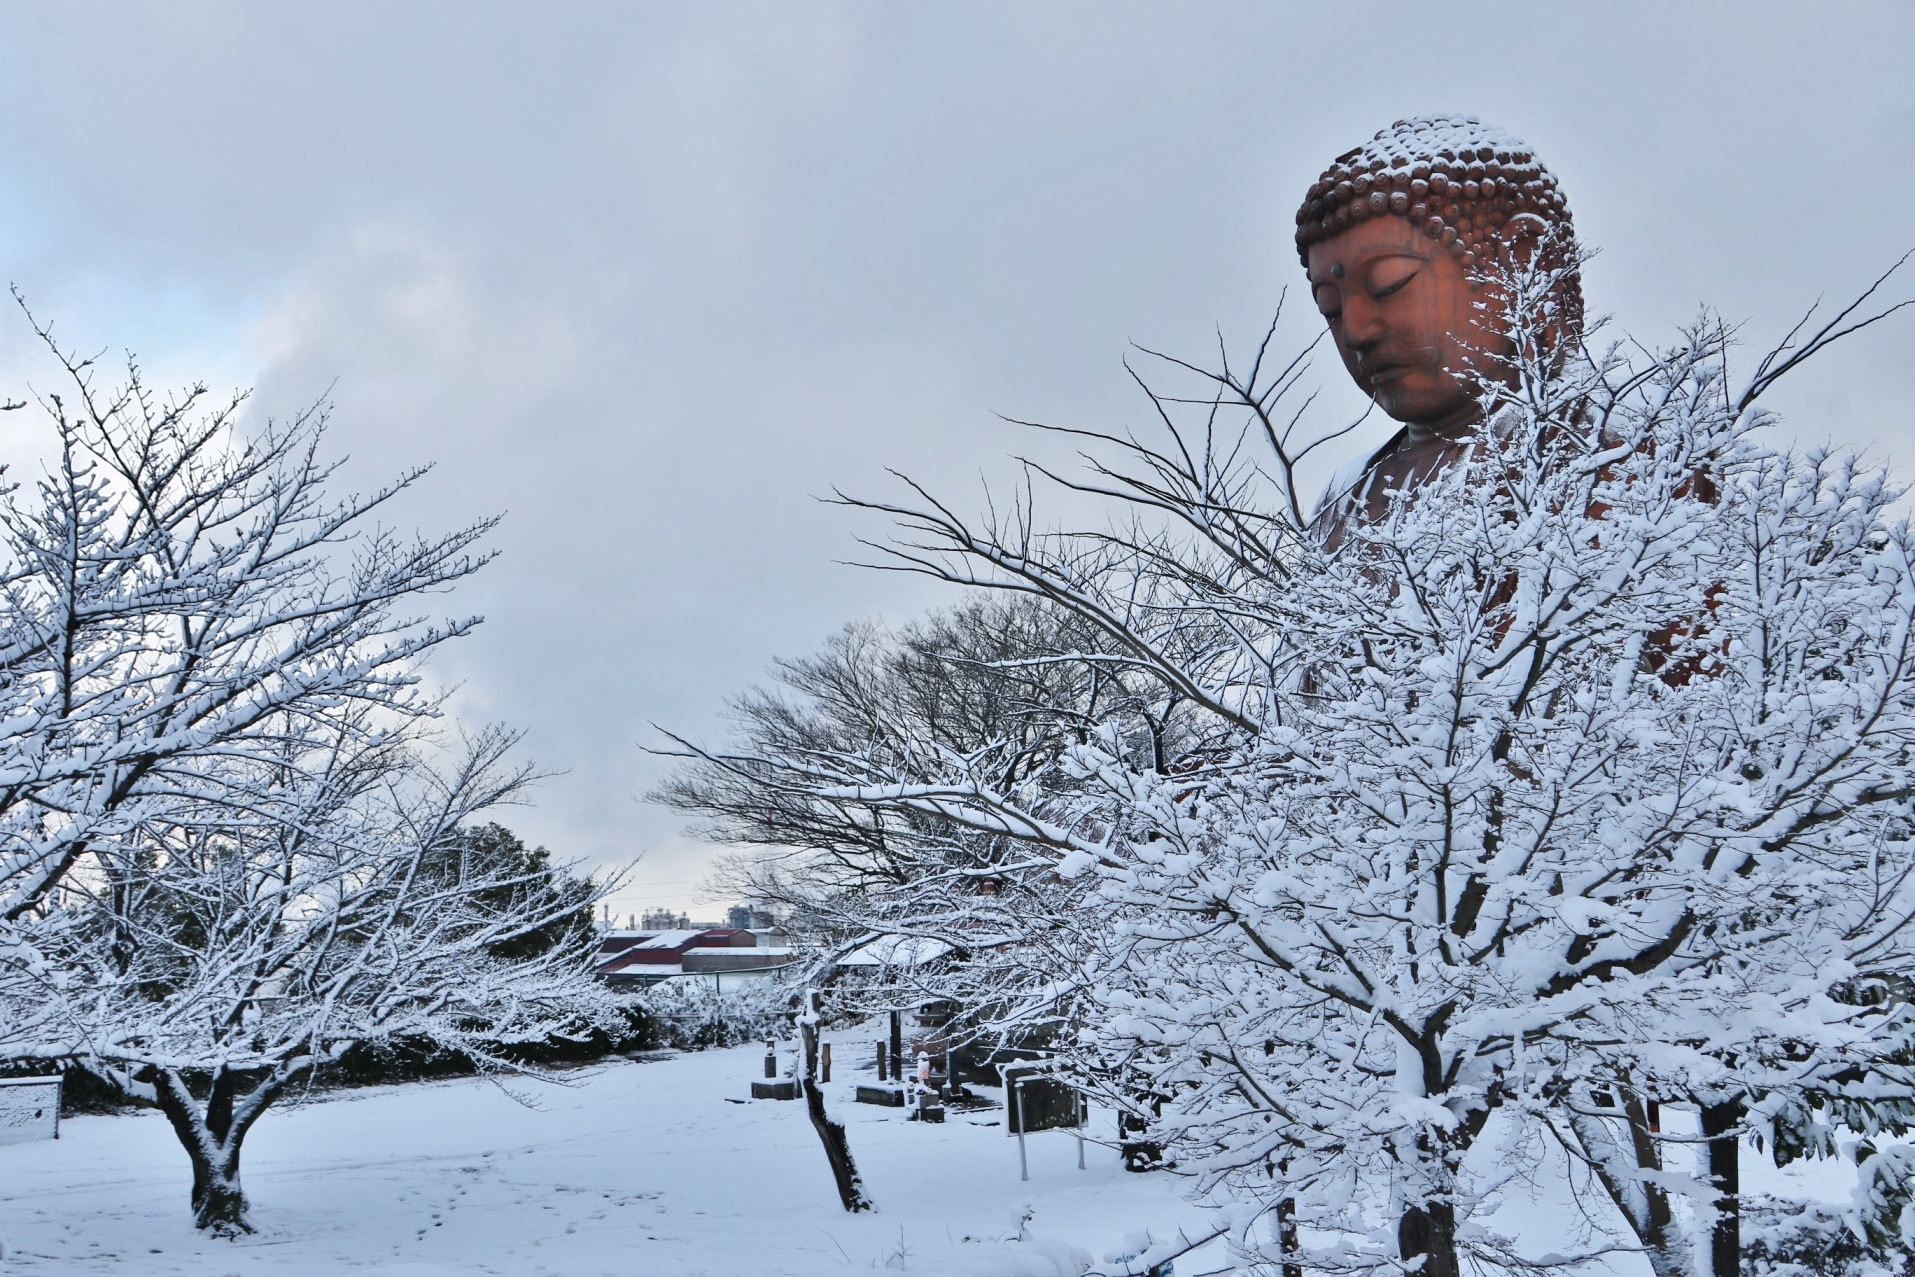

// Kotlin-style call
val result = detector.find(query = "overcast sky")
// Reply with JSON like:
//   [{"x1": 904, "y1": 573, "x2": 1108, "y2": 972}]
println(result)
[{"x1": 0, "y1": 2, "x2": 1909, "y2": 920}]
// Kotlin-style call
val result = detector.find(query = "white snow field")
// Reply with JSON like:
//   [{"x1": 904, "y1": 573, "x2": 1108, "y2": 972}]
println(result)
[
  {"x1": 0, "y1": 1034, "x2": 1863, "y2": 1276},
  {"x1": 0, "y1": 1038, "x2": 1209, "y2": 1276}
]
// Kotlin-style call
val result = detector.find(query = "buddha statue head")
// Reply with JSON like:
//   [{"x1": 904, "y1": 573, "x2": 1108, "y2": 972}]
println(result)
[{"x1": 1296, "y1": 115, "x2": 1582, "y2": 436}]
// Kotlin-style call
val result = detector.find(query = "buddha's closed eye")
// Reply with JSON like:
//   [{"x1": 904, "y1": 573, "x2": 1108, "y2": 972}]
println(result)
[{"x1": 1368, "y1": 257, "x2": 1422, "y2": 299}]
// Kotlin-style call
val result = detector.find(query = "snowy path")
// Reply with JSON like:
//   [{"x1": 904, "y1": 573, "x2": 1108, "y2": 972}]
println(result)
[{"x1": 0, "y1": 1040, "x2": 1204, "y2": 1275}]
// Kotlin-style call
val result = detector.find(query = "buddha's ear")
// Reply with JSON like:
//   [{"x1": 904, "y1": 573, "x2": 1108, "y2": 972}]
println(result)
[
  {"x1": 1494, "y1": 234, "x2": 1583, "y2": 369},
  {"x1": 1535, "y1": 262, "x2": 1585, "y2": 370},
  {"x1": 1528, "y1": 227, "x2": 1587, "y2": 356}
]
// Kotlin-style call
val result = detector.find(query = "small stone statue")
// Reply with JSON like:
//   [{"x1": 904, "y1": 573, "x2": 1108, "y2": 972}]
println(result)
[{"x1": 1300, "y1": 115, "x2": 1582, "y2": 544}]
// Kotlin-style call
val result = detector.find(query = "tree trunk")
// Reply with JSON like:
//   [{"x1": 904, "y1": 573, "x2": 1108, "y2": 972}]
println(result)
[
  {"x1": 1277, "y1": 1191, "x2": 1302, "y2": 1277},
  {"x1": 799, "y1": 993, "x2": 874, "y2": 1212},
  {"x1": 1567, "y1": 1096, "x2": 1689, "y2": 1277},
  {"x1": 1622, "y1": 1096, "x2": 1684, "y2": 1277},
  {"x1": 147, "y1": 1064, "x2": 278, "y2": 1235},
  {"x1": 1398, "y1": 1200, "x2": 1460, "y2": 1277},
  {"x1": 1701, "y1": 1099, "x2": 1743, "y2": 1277},
  {"x1": 1398, "y1": 1122, "x2": 1463, "y2": 1277},
  {"x1": 189, "y1": 1151, "x2": 249, "y2": 1235}
]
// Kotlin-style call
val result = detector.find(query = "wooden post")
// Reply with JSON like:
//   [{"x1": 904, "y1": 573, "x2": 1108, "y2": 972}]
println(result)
[
  {"x1": 876, "y1": 1040, "x2": 888, "y2": 1081},
  {"x1": 764, "y1": 1041, "x2": 777, "y2": 1079},
  {"x1": 1015, "y1": 1078, "x2": 1029, "y2": 1182},
  {"x1": 890, "y1": 1009, "x2": 903, "y2": 1079},
  {"x1": 821, "y1": 1042, "x2": 832, "y2": 1084}
]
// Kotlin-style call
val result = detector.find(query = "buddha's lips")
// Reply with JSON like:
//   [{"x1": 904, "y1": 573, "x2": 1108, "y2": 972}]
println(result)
[
  {"x1": 1357, "y1": 345, "x2": 1444, "y2": 390},
  {"x1": 1357, "y1": 356, "x2": 1414, "y2": 388}
]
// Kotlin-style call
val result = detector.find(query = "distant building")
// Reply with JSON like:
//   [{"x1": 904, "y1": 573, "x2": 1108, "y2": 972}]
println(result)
[
  {"x1": 727, "y1": 904, "x2": 776, "y2": 929},
  {"x1": 640, "y1": 908, "x2": 691, "y2": 931},
  {"x1": 596, "y1": 929, "x2": 653, "y2": 960},
  {"x1": 594, "y1": 927, "x2": 795, "y2": 990}
]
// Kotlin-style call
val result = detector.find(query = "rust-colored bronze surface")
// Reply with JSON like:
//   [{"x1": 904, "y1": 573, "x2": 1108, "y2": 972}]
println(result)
[{"x1": 1303, "y1": 115, "x2": 1580, "y2": 540}]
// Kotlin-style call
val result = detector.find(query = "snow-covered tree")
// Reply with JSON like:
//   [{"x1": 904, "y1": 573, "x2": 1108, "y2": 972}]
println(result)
[
  {"x1": 16, "y1": 716, "x2": 611, "y2": 1234},
  {"x1": 662, "y1": 601, "x2": 1138, "y2": 902},
  {"x1": 422, "y1": 821, "x2": 600, "y2": 962},
  {"x1": 0, "y1": 312, "x2": 612, "y2": 1234},
  {"x1": 0, "y1": 307, "x2": 495, "y2": 929},
  {"x1": 702, "y1": 255, "x2": 1915, "y2": 1276},
  {"x1": 655, "y1": 594, "x2": 1201, "y2": 1057}
]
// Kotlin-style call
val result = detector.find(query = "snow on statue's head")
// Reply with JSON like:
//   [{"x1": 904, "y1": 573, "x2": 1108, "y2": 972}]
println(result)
[{"x1": 1297, "y1": 114, "x2": 1582, "y2": 435}]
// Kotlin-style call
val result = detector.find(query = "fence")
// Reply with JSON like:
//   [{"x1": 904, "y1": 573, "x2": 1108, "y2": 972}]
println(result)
[{"x1": 0, "y1": 1076, "x2": 61, "y2": 1146}]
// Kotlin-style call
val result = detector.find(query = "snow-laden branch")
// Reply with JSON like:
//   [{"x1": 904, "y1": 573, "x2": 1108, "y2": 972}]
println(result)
[{"x1": 670, "y1": 254, "x2": 1915, "y2": 1275}]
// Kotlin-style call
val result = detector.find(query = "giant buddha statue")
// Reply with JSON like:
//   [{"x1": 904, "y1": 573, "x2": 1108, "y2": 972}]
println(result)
[{"x1": 1301, "y1": 115, "x2": 1582, "y2": 545}]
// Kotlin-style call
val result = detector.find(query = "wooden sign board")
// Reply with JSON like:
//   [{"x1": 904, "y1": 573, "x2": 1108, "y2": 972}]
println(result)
[{"x1": 1001, "y1": 1066, "x2": 1082, "y2": 1135}]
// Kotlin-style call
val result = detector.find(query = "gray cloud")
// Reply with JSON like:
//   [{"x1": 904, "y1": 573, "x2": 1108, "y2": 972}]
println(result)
[{"x1": 0, "y1": 1, "x2": 1909, "y2": 916}]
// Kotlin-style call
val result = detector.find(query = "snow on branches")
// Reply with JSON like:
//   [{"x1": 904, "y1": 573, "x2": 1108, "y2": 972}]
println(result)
[
  {"x1": 21, "y1": 722, "x2": 610, "y2": 1232},
  {"x1": 0, "y1": 305, "x2": 497, "y2": 926},
  {"x1": 692, "y1": 253, "x2": 1915, "y2": 1275},
  {"x1": 0, "y1": 309, "x2": 612, "y2": 1234}
]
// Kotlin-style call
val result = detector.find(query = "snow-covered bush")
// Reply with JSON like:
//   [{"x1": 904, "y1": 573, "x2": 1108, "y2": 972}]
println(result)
[
  {"x1": 1742, "y1": 1197, "x2": 1905, "y2": 1277},
  {"x1": 636, "y1": 973, "x2": 796, "y2": 1050}
]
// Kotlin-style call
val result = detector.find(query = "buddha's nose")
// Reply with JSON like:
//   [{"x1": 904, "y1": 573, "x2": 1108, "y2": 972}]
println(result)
[{"x1": 1339, "y1": 294, "x2": 1387, "y2": 350}]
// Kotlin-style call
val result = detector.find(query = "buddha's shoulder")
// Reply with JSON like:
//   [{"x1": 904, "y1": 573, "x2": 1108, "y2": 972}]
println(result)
[{"x1": 1311, "y1": 426, "x2": 1411, "y2": 529}]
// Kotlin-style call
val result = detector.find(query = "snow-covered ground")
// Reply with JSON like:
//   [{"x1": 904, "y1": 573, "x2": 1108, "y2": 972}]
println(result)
[
  {"x1": 0, "y1": 1032, "x2": 1865, "y2": 1276},
  {"x1": 0, "y1": 1035, "x2": 1208, "y2": 1276}
]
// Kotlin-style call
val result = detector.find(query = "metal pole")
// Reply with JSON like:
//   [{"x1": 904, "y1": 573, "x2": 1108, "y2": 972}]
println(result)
[
  {"x1": 1077, "y1": 1095, "x2": 1086, "y2": 1169},
  {"x1": 1016, "y1": 1078, "x2": 1029, "y2": 1182}
]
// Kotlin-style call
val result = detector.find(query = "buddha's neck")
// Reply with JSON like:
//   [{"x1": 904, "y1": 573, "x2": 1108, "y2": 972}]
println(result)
[{"x1": 1405, "y1": 402, "x2": 1483, "y2": 445}]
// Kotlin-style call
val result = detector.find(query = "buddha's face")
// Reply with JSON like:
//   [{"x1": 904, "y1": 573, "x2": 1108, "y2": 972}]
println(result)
[{"x1": 1306, "y1": 215, "x2": 1515, "y2": 432}]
